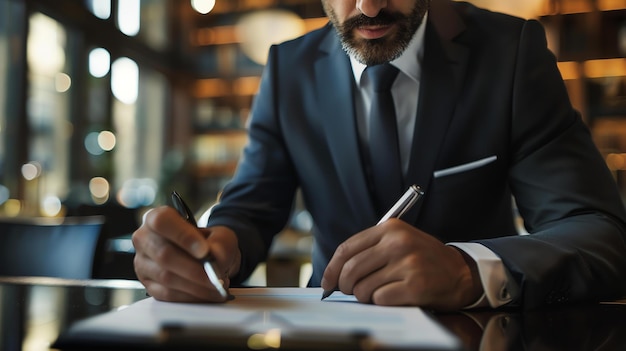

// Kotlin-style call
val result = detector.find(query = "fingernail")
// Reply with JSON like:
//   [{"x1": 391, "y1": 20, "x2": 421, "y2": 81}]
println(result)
[{"x1": 141, "y1": 208, "x2": 154, "y2": 224}]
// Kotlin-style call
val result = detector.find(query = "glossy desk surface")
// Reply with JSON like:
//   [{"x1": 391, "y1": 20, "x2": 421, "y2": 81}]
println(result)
[{"x1": 1, "y1": 276, "x2": 626, "y2": 351}]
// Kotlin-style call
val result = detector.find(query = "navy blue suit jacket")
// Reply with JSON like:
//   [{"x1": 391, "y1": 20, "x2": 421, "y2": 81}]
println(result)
[{"x1": 207, "y1": 0, "x2": 626, "y2": 308}]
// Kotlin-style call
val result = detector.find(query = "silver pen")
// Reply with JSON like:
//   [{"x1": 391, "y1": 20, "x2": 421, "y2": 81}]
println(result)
[
  {"x1": 171, "y1": 191, "x2": 228, "y2": 300},
  {"x1": 321, "y1": 184, "x2": 425, "y2": 300}
]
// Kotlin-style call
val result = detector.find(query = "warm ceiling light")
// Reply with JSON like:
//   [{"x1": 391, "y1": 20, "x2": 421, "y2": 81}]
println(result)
[
  {"x1": 236, "y1": 9, "x2": 306, "y2": 65},
  {"x1": 191, "y1": 0, "x2": 216, "y2": 15},
  {"x1": 89, "y1": 47, "x2": 111, "y2": 78},
  {"x1": 464, "y1": 0, "x2": 546, "y2": 18},
  {"x1": 111, "y1": 57, "x2": 139, "y2": 104},
  {"x1": 117, "y1": 0, "x2": 140, "y2": 36}
]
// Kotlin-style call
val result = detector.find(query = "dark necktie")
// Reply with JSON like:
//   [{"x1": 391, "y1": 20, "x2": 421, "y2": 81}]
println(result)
[{"x1": 366, "y1": 63, "x2": 403, "y2": 215}]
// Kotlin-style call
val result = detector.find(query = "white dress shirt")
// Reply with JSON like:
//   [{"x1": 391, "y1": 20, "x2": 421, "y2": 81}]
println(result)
[{"x1": 349, "y1": 13, "x2": 514, "y2": 308}]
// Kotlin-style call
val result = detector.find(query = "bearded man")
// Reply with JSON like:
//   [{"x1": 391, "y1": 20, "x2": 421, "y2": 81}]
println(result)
[{"x1": 133, "y1": 0, "x2": 626, "y2": 310}]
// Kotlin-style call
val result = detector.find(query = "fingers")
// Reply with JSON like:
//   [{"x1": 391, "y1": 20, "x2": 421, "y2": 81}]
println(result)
[
  {"x1": 200, "y1": 226, "x2": 241, "y2": 280},
  {"x1": 370, "y1": 280, "x2": 412, "y2": 306},
  {"x1": 361, "y1": 245, "x2": 480, "y2": 310},
  {"x1": 133, "y1": 225, "x2": 208, "y2": 283},
  {"x1": 355, "y1": 253, "x2": 427, "y2": 306},
  {"x1": 321, "y1": 222, "x2": 386, "y2": 292},
  {"x1": 321, "y1": 220, "x2": 482, "y2": 310},
  {"x1": 133, "y1": 227, "x2": 217, "y2": 302},
  {"x1": 347, "y1": 247, "x2": 421, "y2": 304},
  {"x1": 134, "y1": 250, "x2": 222, "y2": 302},
  {"x1": 141, "y1": 206, "x2": 210, "y2": 259},
  {"x1": 132, "y1": 207, "x2": 241, "y2": 303},
  {"x1": 337, "y1": 244, "x2": 386, "y2": 296}
]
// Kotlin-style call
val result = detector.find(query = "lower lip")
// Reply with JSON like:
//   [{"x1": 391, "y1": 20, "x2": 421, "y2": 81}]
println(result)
[{"x1": 356, "y1": 25, "x2": 394, "y2": 40}]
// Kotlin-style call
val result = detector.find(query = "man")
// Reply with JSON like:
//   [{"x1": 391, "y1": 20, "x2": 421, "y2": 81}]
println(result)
[{"x1": 132, "y1": 0, "x2": 626, "y2": 310}]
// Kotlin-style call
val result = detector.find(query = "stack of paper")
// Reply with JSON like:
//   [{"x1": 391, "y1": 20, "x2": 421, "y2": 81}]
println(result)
[{"x1": 54, "y1": 287, "x2": 461, "y2": 350}]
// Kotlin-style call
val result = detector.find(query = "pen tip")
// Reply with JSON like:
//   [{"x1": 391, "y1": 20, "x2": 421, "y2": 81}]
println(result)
[{"x1": 321, "y1": 289, "x2": 333, "y2": 300}]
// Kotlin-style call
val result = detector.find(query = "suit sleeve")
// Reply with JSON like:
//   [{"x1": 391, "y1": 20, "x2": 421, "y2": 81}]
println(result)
[
  {"x1": 477, "y1": 20, "x2": 626, "y2": 308},
  {"x1": 206, "y1": 45, "x2": 299, "y2": 284}
]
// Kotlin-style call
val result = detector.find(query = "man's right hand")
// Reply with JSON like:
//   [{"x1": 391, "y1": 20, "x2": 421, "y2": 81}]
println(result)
[{"x1": 131, "y1": 206, "x2": 241, "y2": 302}]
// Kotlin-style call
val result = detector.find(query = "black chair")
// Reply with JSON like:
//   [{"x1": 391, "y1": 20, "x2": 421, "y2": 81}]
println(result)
[
  {"x1": 0, "y1": 216, "x2": 104, "y2": 279},
  {"x1": 67, "y1": 203, "x2": 139, "y2": 280}
]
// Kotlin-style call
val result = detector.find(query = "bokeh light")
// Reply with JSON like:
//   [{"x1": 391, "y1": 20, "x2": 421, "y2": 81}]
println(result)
[
  {"x1": 111, "y1": 57, "x2": 139, "y2": 104},
  {"x1": 98, "y1": 130, "x2": 116, "y2": 151},
  {"x1": 118, "y1": 0, "x2": 140, "y2": 36},
  {"x1": 55, "y1": 73, "x2": 71, "y2": 92},
  {"x1": 21, "y1": 162, "x2": 42, "y2": 181},
  {"x1": 85, "y1": 132, "x2": 104, "y2": 155},
  {"x1": 89, "y1": 177, "x2": 110, "y2": 204},
  {"x1": 86, "y1": 0, "x2": 111, "y2": 19},
  {"x1": 89, "y1": 47, "x2": 110, "y2": 78},
  {"x1": 191, "y1": 0, "x2": 216, "y2": 14},
  {"x1": 41, "y1": 195, "x2": 62, "y2": 217},
  {"x1": 117, "y1": 178, "x2": 157, "y2": 208}
]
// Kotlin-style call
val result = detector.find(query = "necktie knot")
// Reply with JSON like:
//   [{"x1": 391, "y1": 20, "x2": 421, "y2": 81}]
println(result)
[{"x1": 367, "y1": 63, "x2": 399, "y2": 92}]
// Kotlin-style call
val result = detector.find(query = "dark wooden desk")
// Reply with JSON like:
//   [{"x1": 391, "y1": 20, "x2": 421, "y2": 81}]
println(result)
[
  {"x1": 2, "y1": 276, "x2": 626, "y2": 351},
  {"x1": 436, "y1": 302, "x2": 626, "y2": 350},
  {"x1": 0, "y1": 277, "x2": 147, "y2": 351}
]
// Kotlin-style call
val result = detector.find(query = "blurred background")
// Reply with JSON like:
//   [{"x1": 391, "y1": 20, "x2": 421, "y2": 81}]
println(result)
[
  {"x1": 0, "y1": 0, "x2": 624, "y2": 283},
  {"x1": 1, "y1": 0, "x2": 625, "y2": 218}
]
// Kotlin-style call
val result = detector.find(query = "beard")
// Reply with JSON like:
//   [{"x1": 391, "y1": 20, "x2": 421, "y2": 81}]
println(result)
[{"x1": 322, "y1": 1, "x2": 430, "y2": 66}]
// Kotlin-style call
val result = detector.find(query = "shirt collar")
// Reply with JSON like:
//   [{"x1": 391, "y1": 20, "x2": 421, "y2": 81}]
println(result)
[{"x1": 350, "y1": 12, "x2": 428, "y2": 85}]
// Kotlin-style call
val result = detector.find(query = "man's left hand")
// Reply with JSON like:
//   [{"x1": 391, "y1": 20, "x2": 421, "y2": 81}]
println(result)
[{"x1": 321, "y1": 219, "x2": 483, "y2": 310}]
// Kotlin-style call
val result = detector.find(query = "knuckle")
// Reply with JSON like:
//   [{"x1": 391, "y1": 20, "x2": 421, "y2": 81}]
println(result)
[
  {"x1": 386, "y1": 233, "x2": 414, "y2": 251},
  {"x1": 156, "y1": 269, "x2": 175, "y2": 286},
  {"x1": 153, "y1": 244, "x2": 174, "y2": 265},
  {"x1": 340, "y1": 260, "x2": 358, "y2": 285},
  {"x1": 142, "y1": 281, "x2": 166, "y2": 301},
  {"x1": 155, "y1": 289, "x2": 175, "y2": 302},
  {"x1": 142, "y1": 282, "x2": 157, "y2": 297},
  {"x1": 381, "y1": 231, "x2": 415, "y2": 252},
  {"x1": 145, "y1": 206, "x2": 169, "y2": 227},
  {"x1": 352, "y1": 285, "x2": 371, "y2": 303},
  {"x1": 132, "y1": 256, "x2": 145, "y2": 280},
  {"x1": 371, "y1": 286, "x2": 393, "y2": 305},
  {"x1": 381, "y1": 218, "x2": 404, "y2": 231},
  {"x1": 334, "y1": 242, "x2": 350, "y2": 259},
  {"x1": 131, "y1": 230, "x2": 144, "y2": 249},
  {"x1": 371, "y1": 291, "x2": 388, "y2": 305},
  {"x1": 342, "y1": 259, "x2": 356, "y2": 275},
  {"x1": 402, "y1": 253, "x2": 422, "y2": 267},
  {"x1": 133, "y1": 254, "x2": 143, "y2": 272}
]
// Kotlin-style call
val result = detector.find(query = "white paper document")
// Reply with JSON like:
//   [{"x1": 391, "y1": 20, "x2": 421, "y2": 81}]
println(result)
[{"x1": 55, "y1": 287, "x2": 461, "y2": 350}]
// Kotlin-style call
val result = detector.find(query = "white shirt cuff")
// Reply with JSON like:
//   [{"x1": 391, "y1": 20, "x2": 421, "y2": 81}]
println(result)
[{"x1": 448, "y1": 242, "x2": 514, "y2": 308}]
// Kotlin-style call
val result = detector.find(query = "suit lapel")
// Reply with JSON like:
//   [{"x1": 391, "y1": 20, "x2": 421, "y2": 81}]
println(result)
[
  {"x1": 311, "y1": 0, "x2": 470, "y2": 226},
  {"x1": 404, "y1": 0, "x2": 469, "y2": 224},
  {"x1": 315, "y1": 30, "x2": 378, "y2": 224}
]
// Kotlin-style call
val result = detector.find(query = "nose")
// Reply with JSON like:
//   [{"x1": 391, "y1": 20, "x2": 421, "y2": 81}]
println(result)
[{"x1": 356, "y1": 0, "x2": 388, "y2": 18}]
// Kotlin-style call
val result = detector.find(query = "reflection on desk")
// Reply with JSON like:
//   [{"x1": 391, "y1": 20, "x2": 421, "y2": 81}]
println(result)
[
  {"x1": 0, "y1": 277, "x2": 146, "y2": 351},
  {"x1": 437, "y1": 302, "x2": 626, "y2": 351},
  {"x1": 2, "y1": 276, "x2": 626, "y2": 351}
]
